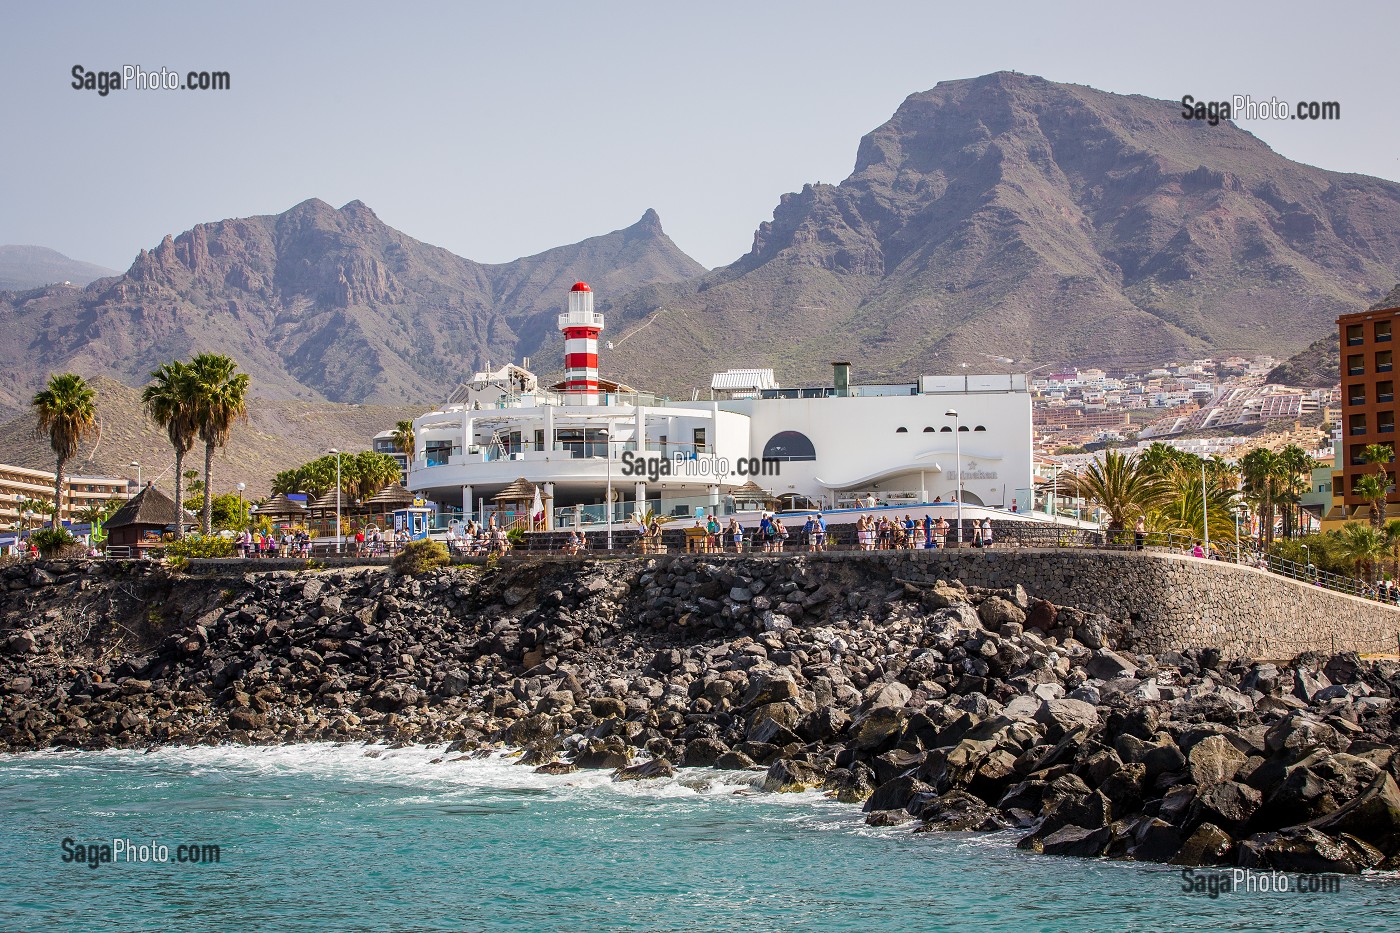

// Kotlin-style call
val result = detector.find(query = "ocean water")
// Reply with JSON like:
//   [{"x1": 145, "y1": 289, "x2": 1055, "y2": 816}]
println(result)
[{"x1": 2, "y1": 745, "x2": 1398, "y2": 932}]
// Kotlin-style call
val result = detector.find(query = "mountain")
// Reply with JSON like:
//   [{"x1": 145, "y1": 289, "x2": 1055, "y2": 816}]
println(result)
[
  {"x1": 0, "y1": 201, "x2": 703, "y2": 414},
  {"x1": 1267, "y1": 283, "x2": 1400, "y2": 387},
  {"x1": 0, "y1": 376, "x2": 420, "y2": 497},
  {"x1": 601, "y1": 72, "x2": 1400, "y2": 393},
  {"x1": 0, "y1": 246, "x2": 117, "y2": 291}
]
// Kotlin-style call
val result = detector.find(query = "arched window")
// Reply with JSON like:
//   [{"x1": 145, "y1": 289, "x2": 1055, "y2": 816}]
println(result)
[
  {"x1": 974, "y1": 425, "x2": 987, "y2": 432},
  {"x1": 940, "y1": 426, "x2": 952, "y2": 433},
  {"x1": 762, "y1": 430, "x2": 816, "y2": 461},
  {"x1": 922, "y1": 427, "x2": 935, "y2": 432},
  {"x1": 896, "y1": 426, "x2": 908, "y2": 433},
  {"x1": 958, "y1": 425, "x2": 970, "y2": 432}
]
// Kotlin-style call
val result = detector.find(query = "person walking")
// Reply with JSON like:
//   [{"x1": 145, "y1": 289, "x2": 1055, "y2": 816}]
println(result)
[{"x1": 981, "y1": 518, "x2": 993, "y2": 549}]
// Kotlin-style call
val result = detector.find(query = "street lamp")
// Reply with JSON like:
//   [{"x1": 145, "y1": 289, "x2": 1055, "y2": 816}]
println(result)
[
  {"x1": 1301, "y1": 543, "x2": 1311, "y2": 578},
  {"x1": 328, "y1": 449, "x2": 342, "y2": 554},
  {"x1": 237, "y1": 483, "x2": 246, "y2": 529},
  {"x1": 130, "y1": 461, "x2": 141, "y2": 496},
  {"x1": 604, "y1": 428, "x2": 613, "y2": 551},
  {"x1": 945, "y1": 408, "x2": 962, "y2": 546},
  {"x1": 1048, "y1": 462, "x2": 1061, "y2": 526}
]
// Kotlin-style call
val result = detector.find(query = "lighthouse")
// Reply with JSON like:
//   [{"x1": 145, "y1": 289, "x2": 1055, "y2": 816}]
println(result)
[{"x1": 559, "y1": 281, "x2": 604, "y2": 404}]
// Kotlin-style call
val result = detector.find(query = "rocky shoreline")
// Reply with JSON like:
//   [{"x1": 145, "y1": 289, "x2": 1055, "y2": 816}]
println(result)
[{"x1": 2, "y1": 556, "x2": 1399, "y2": 874}]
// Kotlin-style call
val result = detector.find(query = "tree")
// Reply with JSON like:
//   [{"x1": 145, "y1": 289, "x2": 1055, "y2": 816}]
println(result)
[
  {"x1": 1065, "y1": 450, "x2": 1170, "y2": 531},
  {"x1": 190, "y1": 353, "x2": 251, "y2": 535},
  {"x1": 1151, "y1": 461, "x2": 1241, "y2": 547},
  {"x1": 1240, "y1": 448, "x2": 1284, "y2": 546},
  {"x1": 1361, "y1": 443, "x2": 1394, "y2": 531},
  {"x1": 142, "y1": 361, "x2": 200, "y2": 540},
  {"x1": 31, "y1": 373, "x2": 98, "y2": 529},
  {"x1": 210, "y1": 492, "x2": 249, "y2": 530},
  {"x1": 1355, "y1": 474, "x2": 1388, "y2": 532},
  {"x1": 391, "y1": 420, "x2": 415, "y2": 458},
  {"x1": 350, "y1": 450, "x2": 403, "y2": 500},
  {"x1": 1338, "y1": 522, "x2": 1387, "y2": 583}
]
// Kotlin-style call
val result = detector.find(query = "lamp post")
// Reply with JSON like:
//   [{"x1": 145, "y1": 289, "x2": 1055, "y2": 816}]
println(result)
[
  {"x1": 328, "y1": 449, "x2": 342, "y2": 554},
  {"x1": 604, "y1": 429, "x2": 613, "y2": 552},
  {"x1": 130, "y1": 461, "x2": 141, "y2": 497},
  {"x1": 1301, "y1": 543, "x2": 1311, "y2": 579},
  {"x1": 1049, "y1": 462, "x2": 1060, "y2": 526},
  {"x1": 945, "y1": 408, "x2": 962, "y2": 546},
  {"x1": 1233, "y1": 506, "x2": 1242, "y2": 564},
  {"x1": 1201, "y1": 459, "x2": 1210, "y2": 556},
  {"x1": 237, "y1": 482, "x2": 246, "y2": 529}
]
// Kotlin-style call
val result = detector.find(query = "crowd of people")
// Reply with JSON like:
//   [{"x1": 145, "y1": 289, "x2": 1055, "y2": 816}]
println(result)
[{"x1": 444, "y1": 519, "x2": 510, "y2": 557}]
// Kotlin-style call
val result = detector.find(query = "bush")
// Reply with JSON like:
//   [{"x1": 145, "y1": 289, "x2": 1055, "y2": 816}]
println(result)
[
  {"x1": 163, "y1": 535, "x2": 237, "y2": 559},
  {"x1": 506, "y1": 527, "x2": 526, "y2": 547},
  {"x1": 391, "y1": 538, "x2": 451, "y2": 576},
  {"x1": 29, "y1": 527, "x2": 81, "y2": 558}
]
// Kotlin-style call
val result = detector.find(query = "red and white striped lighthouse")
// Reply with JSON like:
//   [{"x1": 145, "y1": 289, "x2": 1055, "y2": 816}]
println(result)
[{"x1": 558, "y1": 281, "x2": 604, "y2": 404}]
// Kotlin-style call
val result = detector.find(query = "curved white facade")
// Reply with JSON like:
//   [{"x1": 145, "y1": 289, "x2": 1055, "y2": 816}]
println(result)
[{"x1": 406, "y1": 370, "x2": 1032, "y2": 528}]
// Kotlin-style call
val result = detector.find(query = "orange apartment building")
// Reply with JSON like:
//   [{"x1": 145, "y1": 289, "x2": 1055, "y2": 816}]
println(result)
[{"x1": 1340, "y1": 305, "x2": 1400, "y2": 517}]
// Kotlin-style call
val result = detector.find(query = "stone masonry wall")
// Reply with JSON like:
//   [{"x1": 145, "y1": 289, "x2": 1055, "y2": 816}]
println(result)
[{"x1": 711, "y1": 550, "x2": 1400, "y2": 659}]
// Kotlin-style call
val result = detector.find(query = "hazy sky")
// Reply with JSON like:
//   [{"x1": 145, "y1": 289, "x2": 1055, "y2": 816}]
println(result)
[{"x1": 3, "y1": 0, "x2": 1397, "y2": 272}]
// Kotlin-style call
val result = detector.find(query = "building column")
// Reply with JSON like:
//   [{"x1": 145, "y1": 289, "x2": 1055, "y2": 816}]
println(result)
[
  {"x1": 635, "y1": 406, "x2": 646, "y2": 453},
  {"x1": 708, "y1": 484, "x2": 720, "y2": 512},
  {"x1": 462, "y1": 415, "x2": 474, "y2": 459},
  {"x1": 545, "y1": 406, "x2": 555, "y2": 456},
  {"x1": 543, "y1": 482, "x2": 554, "y2": 530},
  {"x1": 461, "y1": 485, "x2": 472, "y2": 522},
  {"x1": 635, "y1": 482, "x2": 648, "y2": 519}
]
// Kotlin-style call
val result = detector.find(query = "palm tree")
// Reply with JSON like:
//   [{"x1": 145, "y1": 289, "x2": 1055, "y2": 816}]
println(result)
[
  {"x1": 1355, "y1": 474, "x2": 1388, "y2": 532},
  {"x1": 391, "y1": 420, "x2": 415, "y2": 460},
  {"x1": 1066, "y1": 449, "x2": 1170, "y2": 531},
  {"x1": 1240, "y1": 448, "x2": 1284, "y2": 546},
  {"x1": 1338, "y1": 522, "x2": 1387, "y2": 584},
  {"x1": 31, "y1": 373, "x2": 98, "y2": 529},
  {"x1": 142, "y1": 361, "x2": 200, "y2": 540},
  {"x1": 1360, "y1": 443, "x2": 1395, "y2": 531},
  {"x1": 1152, "y1": 462, "x2": 1241, "y2": 546},
  {"x1": 190, "y1": 353, "x2": 251, "y2": 534}
]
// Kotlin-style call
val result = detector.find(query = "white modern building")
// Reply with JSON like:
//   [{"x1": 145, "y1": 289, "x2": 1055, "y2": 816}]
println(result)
[{"x1": 404, "y1": 283, "x2": 1035, "y2": 528}]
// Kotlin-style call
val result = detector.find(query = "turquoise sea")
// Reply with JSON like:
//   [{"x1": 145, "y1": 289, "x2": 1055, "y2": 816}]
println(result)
[{"x1": 2, "y1": 744, "x2": 1398, "y2": 932}]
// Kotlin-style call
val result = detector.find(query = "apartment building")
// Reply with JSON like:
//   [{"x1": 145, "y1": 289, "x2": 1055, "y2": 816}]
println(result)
[
  {"x1": 0, "y1": 463, "x2": 131, "y2": 528},
  {"x1": 1339, "y1": 305, "x2": 1400, "y2": 515}
]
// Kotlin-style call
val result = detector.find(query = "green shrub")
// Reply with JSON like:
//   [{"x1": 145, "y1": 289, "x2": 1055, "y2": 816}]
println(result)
[
  {"x1": 506, "y1": 527, "x2": 526, "y2": 547},
  {"x1": 391, "y1": 538, "x2": 451, "y2": 575},
  {"x1": 30, "y1": 527, "x2": 81, "y2": 558},
  {"x1": 163, "y1": 535, "x2": 237, "y2": 560}
]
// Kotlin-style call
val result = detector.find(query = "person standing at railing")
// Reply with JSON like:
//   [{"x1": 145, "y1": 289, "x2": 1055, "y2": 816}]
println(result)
[
  {"x1": 1134, "y1": 516, "x2": 1146, "y2": 551},
  {"x1": 981, "y1": 518, "x2": 994, "y2": 549},
  {"x1": 1192, "y1": 542, "x2": 1206, "y2": 558}
]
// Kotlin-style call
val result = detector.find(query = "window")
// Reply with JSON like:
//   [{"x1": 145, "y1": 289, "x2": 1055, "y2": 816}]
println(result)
[
  {"x1": 1349, "y1": 354, "x2": 1365, "y2": 376},
  {"x1": 693, "y1": 427, "x2": 707, "y2": 454},
  {"x1": 922, "y1": 427, "x2": 935, "y2": 432},
  {"x1": 1347, "y1": 324, "x2": 1364, "y2": 346},
  {"x1": 895, "y1": 426, "x2": 908, "y2": 433},
  {"x1": 761, "y1": 431, "x2": 816, "y2": 461},
  {"x1": 958, "y1": 425, "x2": 969, "y2": 432},
  {"x1": 1379, "y1": 350, "x2": 1394, "y2": 373},
  {"x1": 973, "y1": 425, "x2": 987, "y2": 432},
  {"x1": 1350, "y1": 384, "x2": 1367, "y2": 406},
  {"x1": 1378, "y1": 322, "x2": 1393, "y2": 343},
  {"x1": 1381, "y1": 412, "x2": 1395, "y2": 434},
  {"x1": 939, "y1": 426, "x2": 952, "y2": 433},
  {"x1": 1350, "y1": 414, "x2": 1367, "y2": 436},
  {"x1": 1380, "y1": 381, "x2": 1394, "y2": 404}
]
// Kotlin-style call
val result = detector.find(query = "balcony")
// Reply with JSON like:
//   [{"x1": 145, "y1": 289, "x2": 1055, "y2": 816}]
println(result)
[
  {"x1": 1380, "y1": 363, "x2": 1394, "y2": 373},
  {"x1": 1348, "y1": 336, "x2": 1365, "y2": 346},
  {"x1": 557, "y1": 310, "x2": 605, "y2": 329},
  {"x1": 1349, "y1": 367, "x2": 1365, "y2": 376},
  {"x1": 1378, "y1": 333, "x2": 1393, "y2": 343},
  {"x1": 1381, "y1": 394, "x2": 1395, "y2": 404},
  {"x1": 1382, "y1": 425, "x2": 1396, "y2": 434}
]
